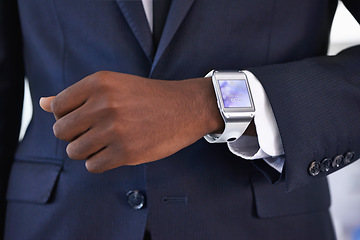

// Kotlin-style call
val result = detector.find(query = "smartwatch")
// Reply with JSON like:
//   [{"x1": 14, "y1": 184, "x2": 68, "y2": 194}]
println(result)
[{"x1": 204, "y1": 70, "x2": 255, "y2": 143}]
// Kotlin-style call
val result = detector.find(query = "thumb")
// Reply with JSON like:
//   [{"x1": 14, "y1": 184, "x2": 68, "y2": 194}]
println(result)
[{"x1": 39, "y1": 96, "x2": 55, "y2": 113}]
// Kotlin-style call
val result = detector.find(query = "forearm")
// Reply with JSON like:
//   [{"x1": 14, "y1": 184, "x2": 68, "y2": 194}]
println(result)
[{"x1": 247, "y1": 45, "x2": 360, "y2": 191}]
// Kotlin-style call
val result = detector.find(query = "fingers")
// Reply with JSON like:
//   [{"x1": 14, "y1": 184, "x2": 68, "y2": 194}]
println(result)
[
  {"x1": 85, "y1": 147, "x2": 118, "y2": 174},
  {"x1": 68, "y1": 133, "x2": 125, "y2": 174},
  {"x1": 50, "y1": 77, "x2": 92, "y2": 119},
  {"x1": 39, "y1": 80, "x2": 89, "y2": 119},
  {"x1": 66, "y1": 126, "x2": 108, "y2": 160},
  {"x1": 52, "y1": 103, "x2": 93, "y2": 142},
  {"x1": 39, "y1": 96, "x2": 55, "y2": 113},
  {"x1": 83, "y1": 142, "x2": 143, "y2": 173}
]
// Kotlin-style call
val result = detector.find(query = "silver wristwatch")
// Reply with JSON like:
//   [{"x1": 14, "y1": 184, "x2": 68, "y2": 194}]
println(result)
[{"x1": 204, "y1": 70, "x2": 255, "y2": 143}]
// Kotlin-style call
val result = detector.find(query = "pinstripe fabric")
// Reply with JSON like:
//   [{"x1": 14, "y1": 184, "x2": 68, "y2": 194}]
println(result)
[{"x1": 2, "y1": 0, "x2": 360, "y2": 239}]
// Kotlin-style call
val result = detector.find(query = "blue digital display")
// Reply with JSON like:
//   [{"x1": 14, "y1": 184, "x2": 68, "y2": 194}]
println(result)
[{"x1": 218, "y1": 80, "x2": 251, "y2": 108}]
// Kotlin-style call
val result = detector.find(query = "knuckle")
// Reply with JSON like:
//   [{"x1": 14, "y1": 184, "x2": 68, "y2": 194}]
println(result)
[
  {"x1": 98, "y1": 98, "x2": 119, "y2": 117},
  {"x1": 104, "y1": 107, "x2": 121, "y2": 123},
  {"x1": 50, "y1": 97, "x2": 60, "y2": 114},
  {"x1": 53, "y1": 119, "x2": 73, "y2": 142},
  {"x1": 85, "y1": 160, "x2": 103, "y2": 174},
  {"x1": 92, "y1": 71, "x2": 111, "y2": 86},
  {"x1": 53, "y1": 121, "x2": 63, "y2": 139},
  {"x1": 121, "y1": 145, "x2": 137, "y2": 163},
  {"x1": 105, "y1": 119, "x2": 123, "y2": 136},
  {"x1": 94, "y1": 70, "x2": 110, "y2": 77},
  {"x1": 105, "y1": 98, "x2": 120, "y2": 110},
  {"x1": 66, "y1": 143, "x2": 81, "y2": 160},
  {"x1": 53, "y1": 120, "x2": 72, "y2": 141}
]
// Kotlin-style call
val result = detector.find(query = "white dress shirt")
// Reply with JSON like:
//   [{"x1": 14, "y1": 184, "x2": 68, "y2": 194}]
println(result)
[
  {"x1": 142, "y1": 0, "x2": 153, "y2": 32},
  {"x1": 141, "y1": 0, "x2": 285, "y2": 172}
]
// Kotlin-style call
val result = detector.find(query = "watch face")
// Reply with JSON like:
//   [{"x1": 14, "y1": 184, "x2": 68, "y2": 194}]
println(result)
[{"x1": 218, "y1": 79, "x2": 252, "y2": 108}]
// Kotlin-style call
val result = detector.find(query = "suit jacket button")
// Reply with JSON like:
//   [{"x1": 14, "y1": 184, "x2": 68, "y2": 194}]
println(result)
[
  {"x1": 127, "y1": 190, "x2": 145, "y2": 210},
  {"x1": 332, "y1": 155, "x2": 344, "y2": 168},
  {"x1": 309, "y1": 161, "x2": 321, "y2": 176},
  {"x1": 320, "y1": 158, "x2": 332, "y2": 172},
  {"x1": 344, "y1": 151, "x2": 355, "y2": 164}
]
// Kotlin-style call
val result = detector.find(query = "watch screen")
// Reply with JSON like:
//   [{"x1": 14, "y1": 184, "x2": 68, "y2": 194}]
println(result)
[{"x1": 218, "y1": 79, "x2": 252, "y2": 108}]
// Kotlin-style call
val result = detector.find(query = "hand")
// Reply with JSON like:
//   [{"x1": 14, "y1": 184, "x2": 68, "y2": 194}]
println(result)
[{"x1": 40, "y1": 71, "x2": 224, "y2": 173}]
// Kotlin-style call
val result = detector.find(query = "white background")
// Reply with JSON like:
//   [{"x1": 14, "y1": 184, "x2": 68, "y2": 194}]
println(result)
[{"x1": 327, "y1": 2, "x2": 360, "y2": 240}]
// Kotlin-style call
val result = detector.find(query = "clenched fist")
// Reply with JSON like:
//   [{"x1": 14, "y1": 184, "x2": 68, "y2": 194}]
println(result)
[{"x1": 40, "y1": 71, "x2": 224, "y2": 173}]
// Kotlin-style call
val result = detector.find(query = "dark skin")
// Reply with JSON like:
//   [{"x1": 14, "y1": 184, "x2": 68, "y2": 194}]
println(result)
[{"x1": 40, "y1": 71, "x2": 256, "y2": 173}]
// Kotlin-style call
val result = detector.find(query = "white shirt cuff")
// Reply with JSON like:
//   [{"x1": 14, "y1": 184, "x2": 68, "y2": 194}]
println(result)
[{"x1": 227, "y1": 70, "x2": 285, "y2": 172}]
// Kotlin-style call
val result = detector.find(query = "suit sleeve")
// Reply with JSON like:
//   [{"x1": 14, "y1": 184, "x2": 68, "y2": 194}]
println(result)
[
  {"x1": 247, "y1": 0, "x2": 360, "y2": 192},
  {"x1": 0, "y1": 0, "x2": 25, "y2": 237}
]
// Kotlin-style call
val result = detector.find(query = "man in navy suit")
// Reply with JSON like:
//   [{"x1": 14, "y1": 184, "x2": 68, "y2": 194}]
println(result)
[{"x1": 1, "y1": 0, "x2": 360, "y2": 239}]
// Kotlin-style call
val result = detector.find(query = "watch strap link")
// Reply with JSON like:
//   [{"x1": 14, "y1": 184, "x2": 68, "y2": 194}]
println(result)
[
  {"x1": 204, "y1": 70, "x2": 255, "y2": 143},
  {"x1": 204, "y1": 120, "x2": 251, "y2": 143}
]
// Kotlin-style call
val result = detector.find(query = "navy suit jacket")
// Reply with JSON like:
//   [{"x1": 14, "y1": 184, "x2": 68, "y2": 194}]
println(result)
[{"x1": 1, "y1": 0, "x2": 360, "y2": 239}]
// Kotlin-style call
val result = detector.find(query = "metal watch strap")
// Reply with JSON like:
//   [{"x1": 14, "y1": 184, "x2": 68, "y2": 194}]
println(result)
[
  {"x1": 204, "y1": 70, "x2": 254, "y2": 143},
  {"x1": 204, "y1": 120, "x2": 252, "y2": 143}
]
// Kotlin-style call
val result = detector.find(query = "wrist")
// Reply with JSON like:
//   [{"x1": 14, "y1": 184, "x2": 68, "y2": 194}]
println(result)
[
  {"x1": 201, "y1": 77, "x2": 225, "y2": 134},
  {"x1": 181, "y1": 77, "x2": 225, "y2": 136}
]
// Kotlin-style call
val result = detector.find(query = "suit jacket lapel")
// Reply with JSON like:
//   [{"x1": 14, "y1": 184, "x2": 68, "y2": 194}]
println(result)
[
  {"x1": 116, "y1": 0, "x2": 154, "y2": 62},
  {"x1": 150, "y1": 0, "x2": 195, "y2": 74}
]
